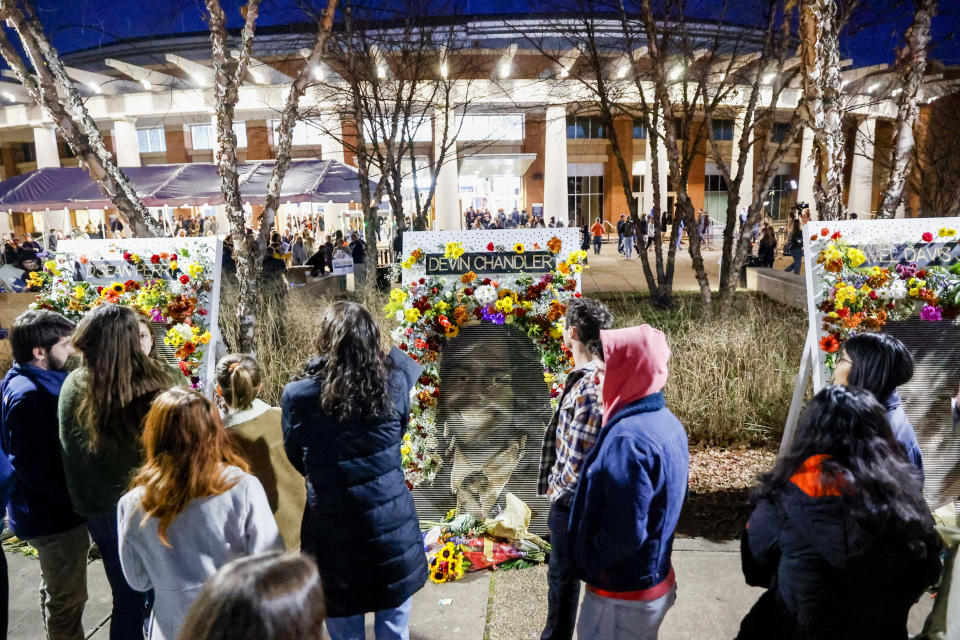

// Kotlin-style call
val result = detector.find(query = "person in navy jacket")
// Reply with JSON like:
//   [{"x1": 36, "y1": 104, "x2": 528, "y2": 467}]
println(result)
[
  {"x1": 568, "y1": 324, "x2": 689, "y2": 640},
  {"x1": 282, "y1": 301, "x2": 426, "y2": 640},
  {"x1": 1, "y1": 310, "x2": 89, "y2": 640},
  {"x1": 831, "y1": 332, "x2": 924, "y2": 482},
  {"x1": 737, "y1": 386, "x2": 940, "y2": 640}
]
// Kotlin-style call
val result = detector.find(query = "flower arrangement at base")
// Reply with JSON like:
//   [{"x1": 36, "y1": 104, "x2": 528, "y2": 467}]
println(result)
[
  {"x1": 28, "y1": 247, "x2": 215, "y2": 388},
  {"x1": 386, "y1": 237, "x2": 583, "y2": 487},
  {"x1": 812, "y1": 230, "x2": 960, "y2": 371}
]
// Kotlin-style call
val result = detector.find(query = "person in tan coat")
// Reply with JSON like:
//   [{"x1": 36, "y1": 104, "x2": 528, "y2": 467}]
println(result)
[{"x1": 215, "y1": 354, "x2": 306, "y2": 550}]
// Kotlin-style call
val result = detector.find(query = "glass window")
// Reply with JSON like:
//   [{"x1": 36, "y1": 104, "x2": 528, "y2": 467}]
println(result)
[
  {"x1": 566, "y1": 116, "x2": 606, "y2": 139},
  {"x1": 360, "y1": 116, "x2": 432, "y2": 144},
  {"x1": 567, "y1": 175, "x2": 604, "y2": 226},
  {"x1": 269, "y1": 119, "x2": 331, "y2": 146},
  {"x1": 764, "y1": 174, "x2": 795, "y2": 220},
  {"x1": 136, "y1": 127, "x2": 166, "y2": 153},
  {"x1": 771, "y1": 122, "x2": 793, "y2": 143},
  {"x1": 704, "y1": 173, "x2": 729, "y2": 225},
  {"x1": 456, "y1": 114, "x2": 524, "y2": 141},
  {"x1": 190, "y1": 123, "x2": 246, "y2": 150},
  {"x1": 711, "y1": 119, "x2": 734, "y2": 141},
  {"x1": 633, "y1": 118, "x2": 646, "y2": 139}
]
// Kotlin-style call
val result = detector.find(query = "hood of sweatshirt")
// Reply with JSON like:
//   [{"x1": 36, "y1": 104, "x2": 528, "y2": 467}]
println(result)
[{"x1": 599, "y1": 325, "x2": 670, "y2": 424}]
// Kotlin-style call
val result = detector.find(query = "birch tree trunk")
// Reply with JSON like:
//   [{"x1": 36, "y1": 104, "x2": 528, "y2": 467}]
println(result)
[
  {"x1": 878, "y1": 0, "x2": 937, "y2": 219},
  {"x1": 800, "y1": 0, "x2": 849, "y2": 220},
  {"x1": 206, "y1": 0, "x2": 262, "y2": 353},
  {"x1": 0, "y1": 1, "x2": 164, "y2": 237}
]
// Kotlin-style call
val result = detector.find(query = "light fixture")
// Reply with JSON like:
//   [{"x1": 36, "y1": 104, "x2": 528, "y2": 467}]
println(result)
[
  {"x1": 377, "y1": 65, "x2": 386, "y2": 79},
  {"x1": 560, "y1": 67, "x2": 569, "y2": 78},
  {"x1": 312, "y1": 65, "x2": 324, "y2": 80},
  {"x1": 499, "y1": 62, "x2": 511, "y2": 79},
  {"x1": 866, "y1": 82, "x2": 879, "y2": 94},
  {"x1": 788, "y1": 179, "x2": 798, "y2": 190},
  {"x1": 762, "y1": 72, "x2": 775, "y2": 84},
  {"x1": 440, "y1": 61, "x2": 449, "y2": 78},
  {"x1": 892, "y1": 87, "x2": 903, "y2": 96},
  {"x1": 140, "y1": 79, "x2": 152, "y2": 90},
  {"x1": 87, "y1": 82, "x2": 101, "y2": 94},
  {"x1": 763, "y1": 200, "x2": 770, "y2": 205},
  {"x1": 191, "y1": 73, "x2": 205, "y2": 85},
  {"x1": 668, "y1": 64, "x2": 683, "y2": 80},
  {"x1": 841, "y1": 79, "x2": 850, "y2": 88},
  {"x1": 616, "y1": 66, "x2": 627, "y2": 79},
  {"x1": 250, "y1": 70, "x2": 264, "y2": 83}
]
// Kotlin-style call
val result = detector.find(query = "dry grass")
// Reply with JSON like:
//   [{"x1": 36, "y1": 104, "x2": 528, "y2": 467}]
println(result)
[
  {"x1": 219, "y1": 282, "x2": 805, "y2": 448},
  {"x1": 602, "y1": 292, "x2": 806, "y2": 447}
]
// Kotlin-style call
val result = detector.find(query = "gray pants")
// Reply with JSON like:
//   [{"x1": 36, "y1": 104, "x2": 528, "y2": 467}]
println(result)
[
  {"x1": 30, "y1": 524, "x2": 90, "y2": 640},
  {"x1": 576, "y1": 582, "x2": 676, "y2": 640}
]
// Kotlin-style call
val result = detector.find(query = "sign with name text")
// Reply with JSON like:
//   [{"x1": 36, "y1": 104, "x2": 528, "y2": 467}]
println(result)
[{"x1": 425, "y1": 251, "x2": 556, "y2": 275}]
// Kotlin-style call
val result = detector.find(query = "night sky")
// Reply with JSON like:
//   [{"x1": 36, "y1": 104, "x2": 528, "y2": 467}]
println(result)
[{"x1": 24, "y1": 0, "x2": 960, "y2": 67}]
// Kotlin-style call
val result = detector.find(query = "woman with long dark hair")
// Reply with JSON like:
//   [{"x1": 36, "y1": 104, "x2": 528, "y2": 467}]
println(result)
[
  {"x1": 59, "y1": 304, "x2": 177, "y2": 639},
  {"x1": 281, "y1": 301, "x2": 426, "y2": 640},
  {"x1": 177, "y1": 551, "x2": 325, "y2": 640},
  {"x1": 737, "y1": 386, "x2": 941, "y2": 640},
  {"x1": 118, "y1": 388, "x2": 282, "y2": 640},
  {"x1": 832, "y1": 332, "x2": 923, "y2": 481}
]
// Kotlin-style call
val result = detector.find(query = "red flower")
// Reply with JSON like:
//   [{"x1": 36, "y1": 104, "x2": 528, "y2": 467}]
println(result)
[
  {"x1": 830, "y1": 231, "x2": 842, "y2": 240},
  {"x1": 431, "y1": 287, "x2": 438, "y2": 295},
  {"x1": 487, "y1": 243, "x2": 495, "y2": 251},
  {"x1": 916, "y1": 270, "x2": 926, "y2": 278},
  {"x1": 922, "y1": 232, "x2": 933, "y2": 242},
  {"x1": 431, "y1": 388, "x2": 440, "y2": 398},
  {"x1": 150, "y1": 254, "x2": 160, "y2": 264},
  {"x1": 810, "y1": 235, "x2": 818, "y2": 242},
  {"x1": 399, "y1": 343, "x2": 408, "y2": 351},
  {"x1": 415, "y1": 339, "x2": 429, "y2": 350},
  {"x1": 492, "y1": 281, "x2": 499, "y2": 288},
  {"x1": 96, "y1": 286, "x2": 104, "y2": 294},
  {"x1": 819, "y1": 334, "x2": 841, "y2": 353},
  {"x1": 464, "y1": 287, "x2": 474, "y2": 296},
  {"x1": 482, "y1": 278, "x2": 491, "y2": 286},
  {"x1": 869, "y1": 291, "x2": 878, "y2": 300},
  {"x1": 419, "y1": 278, "x2": 426, "y2": 284},
  {"x1": 178, "y1": 360, "x2": 191, "y2": 375},
  {"x1": 574, "y1": 292, "x2": 582, "y2": 298},
  {"x1": 170, "y1": 254, "x2": 178, "y2": 262},
  {"x1": 820, "y1": 228, "x2": 830, "y2": 237},
  {"x1": 179, "y1": 275, "x2": 189, "y2": 284},
  {"x1": 124, "y1": 279, "x2": 139, "y2": 290},
  {"x1": 837, "y1": 307, "x2": 850, "y2": 318},
  {"x1": 122, "y1": 252, "x2": 132, "y2": 261}
]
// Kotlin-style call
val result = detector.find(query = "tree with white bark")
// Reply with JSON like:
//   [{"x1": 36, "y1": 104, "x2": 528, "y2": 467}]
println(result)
[
  {"x1": 877, "y1": 0, "x2": 937, "y2": 219},
  {"x1": 203, "y1": 0, "x2": 338, "y2": 352},
  {"x1": 0, "y1": 0, "x2": 165, "y2": 237}
]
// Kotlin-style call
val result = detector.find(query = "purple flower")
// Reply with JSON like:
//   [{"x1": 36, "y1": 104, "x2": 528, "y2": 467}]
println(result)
[
  {"x1": 920, "y1": 304, "x2": 943, "y2": 322},
  {"x1": 481, "y1": 306, "x2": 505, "y2": 324},
  {"x1": 895, "y1": 263, "x2": 918, "y2": 280}
]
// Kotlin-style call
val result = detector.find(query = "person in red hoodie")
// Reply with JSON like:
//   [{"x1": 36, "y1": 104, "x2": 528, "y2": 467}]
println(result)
[{"x1": 567, "y1": 325, "x2": 689, "y2": 640}]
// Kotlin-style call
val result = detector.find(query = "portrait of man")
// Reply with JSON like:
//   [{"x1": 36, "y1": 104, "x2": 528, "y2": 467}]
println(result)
[{"x1": 412, "y1": 323, "x2": 553, "y2": 533}]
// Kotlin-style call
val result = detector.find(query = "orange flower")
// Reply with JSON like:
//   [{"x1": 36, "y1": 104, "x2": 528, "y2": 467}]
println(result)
[
  {"x1": 547, "y1": 237, "x2": 562, "y2": 254},
  {"x1": 819, "y1": 334, "x2": 840, "y2": 353},
  {"x1": 547, "y1": 301, "x2": 566, "y2": 322},
  {"x1": 461, "y1": 271, "x2": 477, "y2": 284},
  {"x1": 453, "y1": 306, "x2": 469, "y2": 325},
  {"x1": 557, "y1": 261, "x2": 570, "y2": 275}
]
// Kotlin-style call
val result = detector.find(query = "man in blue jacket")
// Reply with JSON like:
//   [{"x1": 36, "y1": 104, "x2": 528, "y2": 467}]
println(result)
[
  {"x1": 568, "y1": 324, "x2": 689, "y2": 640},
  {"x1": 1, "y1": 310, "x2": 89, "y2": 640}
]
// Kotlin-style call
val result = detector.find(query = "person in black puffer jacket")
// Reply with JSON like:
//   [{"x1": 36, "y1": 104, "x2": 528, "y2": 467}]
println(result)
[
  {"x1": 737, "y1": 386, "x2": 941, "y2": 640},
  {"x1": 281, "y1": 301, "x2": 426, "y2": 639}
]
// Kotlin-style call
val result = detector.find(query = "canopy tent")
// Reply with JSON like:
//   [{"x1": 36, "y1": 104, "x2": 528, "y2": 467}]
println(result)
[{"x1": 0, "y1": 159, "x2": 372, "y2": 211}]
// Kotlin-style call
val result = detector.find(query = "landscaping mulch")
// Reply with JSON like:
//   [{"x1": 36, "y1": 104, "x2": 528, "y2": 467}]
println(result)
[{"x1": 677, "y1": 447, "x2": 778, "y2": 541}]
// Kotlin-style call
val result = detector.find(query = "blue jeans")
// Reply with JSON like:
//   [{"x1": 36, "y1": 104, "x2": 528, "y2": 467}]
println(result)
[
  {"x1": 541, "y1": 502, "x2": 580, "y2": 640},
  {"x1": 593, "y1": 236, "x2": 602, "y2": 254},
  {"x1": 576, "y1": 583, "x2": 677, "y2": 640},
  {"x1": 624, "y1": 236, "x2": 634, "y2": 260},
  {"x1": 784, "y1": 248, "x2": 802, "y2": 274},
  {"x1": 87, "y1": 513, "x2": 148, "y2": 640},
  {"x1": 326, "y1": 597, "x2": 412, "y2": 640}
]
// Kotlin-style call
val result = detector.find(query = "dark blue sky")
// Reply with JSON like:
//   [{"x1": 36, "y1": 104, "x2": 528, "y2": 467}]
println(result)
[{"x1": 28, "y1": 0, "x2": 960, "y2": 66}]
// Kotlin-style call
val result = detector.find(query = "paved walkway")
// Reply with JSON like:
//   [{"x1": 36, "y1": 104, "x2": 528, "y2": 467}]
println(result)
[{"x1": 6, "y1": 538, "x2": 934, "y2": 640}]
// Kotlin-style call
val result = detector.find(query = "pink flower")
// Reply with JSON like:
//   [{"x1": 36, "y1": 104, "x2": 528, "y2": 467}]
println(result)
[{"x1": 920, "y1": 304, "x2": 943, "y2": 322}]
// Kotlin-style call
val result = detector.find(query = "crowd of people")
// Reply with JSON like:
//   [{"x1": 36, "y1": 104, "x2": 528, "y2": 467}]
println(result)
[
  {"x1": 463, "y1": 206, "x2": 570, "y2": 229},
  {"x1": 0, "y1": 291, "x2": 954, "y2": 640}
]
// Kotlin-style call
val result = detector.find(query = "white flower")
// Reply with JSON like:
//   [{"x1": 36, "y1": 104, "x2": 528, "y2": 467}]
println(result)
[
  {"x1": 172, "y1": 323, "x2": 193, "y2": 341},
  {"x1": 474, "y1": 285, "x2": 497, "y2": 305},
  {"x1": 395, "y1": 310, "x2": 405, "y2": 322},
  {"x1": 886, "y1": 280, "x2": 907, "y2": 300}
]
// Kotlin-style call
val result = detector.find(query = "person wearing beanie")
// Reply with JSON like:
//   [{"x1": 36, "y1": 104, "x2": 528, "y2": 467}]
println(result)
[{"x1": 567, "y1": 325, "x2": 689, "y2": 640}]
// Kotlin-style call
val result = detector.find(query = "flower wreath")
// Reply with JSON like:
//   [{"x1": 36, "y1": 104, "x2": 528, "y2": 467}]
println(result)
[
  {"x1": 812, "y1": 226, "x2": 960, "y2": 372},
  {"x1": 27, "y1": 248, "x2": 215, "y2": 388},
  {"x1": 386, "y1": 236, "x2": 585, "y2": 487}
]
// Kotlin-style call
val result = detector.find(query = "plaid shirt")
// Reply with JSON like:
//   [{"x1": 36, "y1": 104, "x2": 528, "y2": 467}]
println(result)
[{"x1": 537, "y1": 361, "x2": 603, "y2": 503}]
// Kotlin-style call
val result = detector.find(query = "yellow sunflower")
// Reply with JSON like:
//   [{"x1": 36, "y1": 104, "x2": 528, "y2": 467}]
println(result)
[
  {"x1": 514, "y1": 243, "x2": 525, "y2": 254},
  {"x1": 111, "y1": 282, "x2": 125, "y2": 294},
  {"x1": 430, "y1": 570, "x2": 448, "y2": 584}
]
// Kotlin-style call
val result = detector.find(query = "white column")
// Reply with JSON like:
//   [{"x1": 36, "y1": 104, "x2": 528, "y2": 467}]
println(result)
[
  {"x1": 318, "y1": 113, "x2": 345, "y2": 164},
  {"x1": 847, "y1": 117, "x2": 876, "y2": 216},
  {"x1": 32, "y1": 125, "x2": 60, "y2": 168},
  {"x1": 433, "y1": 108, "x2": 460, "y2": 230},
  {"x1": 797, "y1": 126, "x2": 816, "y2": 211},
  {"x1": 112, "y1": 117, "x2": 141, "y2": 167},
  {"x1": 731, "y1": 110, "x2": 754, "y2": 207},
  {"x1": 544, "y1": 105, "x2": 568, "y2": 222}
]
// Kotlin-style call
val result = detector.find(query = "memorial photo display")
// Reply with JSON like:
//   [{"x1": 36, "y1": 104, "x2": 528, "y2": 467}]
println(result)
[{"x1": 411, "y1": 323, "x2": 552, "y2": 532}]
